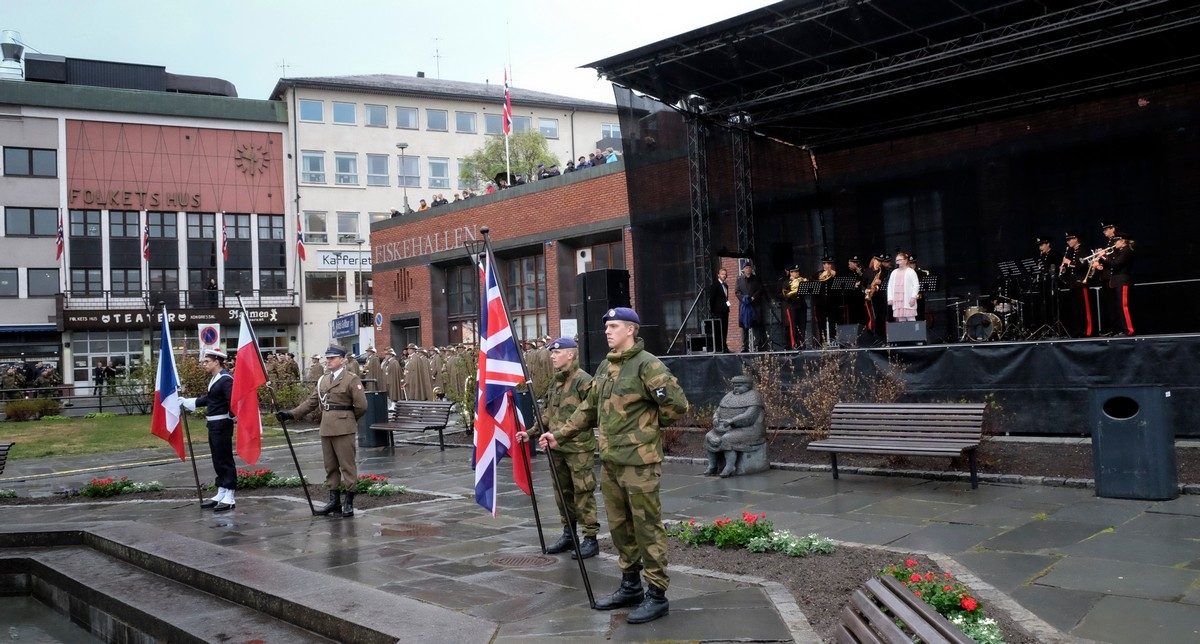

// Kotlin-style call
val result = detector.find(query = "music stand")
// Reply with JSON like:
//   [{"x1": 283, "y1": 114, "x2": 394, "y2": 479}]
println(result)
[{"x1": 917, "y1": 274, "x2": 939, "y2": 294}]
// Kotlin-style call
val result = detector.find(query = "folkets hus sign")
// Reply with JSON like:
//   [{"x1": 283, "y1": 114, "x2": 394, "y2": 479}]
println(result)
[{"x1": 62, "y1": 307, "x2": 300, "y2": 331}]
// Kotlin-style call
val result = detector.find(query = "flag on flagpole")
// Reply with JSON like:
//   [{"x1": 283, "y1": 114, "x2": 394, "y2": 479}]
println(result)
[
  {"x1": 502, "y1": 70, "x2": 512, "y2": 136},
  {"x1": 296, "y1": 216, "x2": 307, "y2": 261},
  {"x1": 221, "y1": 215, "x2": 229, "y2": 262},
  {"x1": 472, "y1": 247, "x2": 531, "y2": 515},
  {"x1": 55, "y1": 213, "x2": 64, "y2": 261},
  {"x1": 150, "y1": 310, "x2": 185, "y2": 460},
  {"x1": 230, "y1": 313, "x2": 267, "y2": 464},
  {"x1": 142, "y1": 222, "x2": 150, "y2": 261}
]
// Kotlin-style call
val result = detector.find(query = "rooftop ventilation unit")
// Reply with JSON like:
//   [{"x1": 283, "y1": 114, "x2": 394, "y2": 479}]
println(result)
[{"x1": 0, "y1": 30, "x2": 24, "y2": 81}]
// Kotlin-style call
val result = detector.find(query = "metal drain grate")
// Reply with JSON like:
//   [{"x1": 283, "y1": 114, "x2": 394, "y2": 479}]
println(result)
[
  {"x1": 380, "y1": 523, "x2": 441, "y2": 537},
  {"x1": 490, "y1": 554, "x2": 557, "y2": 568}
]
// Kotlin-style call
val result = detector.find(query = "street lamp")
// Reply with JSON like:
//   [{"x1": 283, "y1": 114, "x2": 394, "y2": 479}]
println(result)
[
  {"x1": 395, "y1": 142, "x2": 410, "y2": 213},
  {"x1": 355, "y1": 236, "x2": 365, "y2": 311},
  {"x1": 463, "y1": 238, "x2": 486, "y2": 343}
]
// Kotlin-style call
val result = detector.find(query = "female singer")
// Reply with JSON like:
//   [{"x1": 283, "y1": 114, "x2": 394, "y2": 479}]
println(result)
[{"x1": 886, "y1": 252, "x2": 920, "y2": 322}]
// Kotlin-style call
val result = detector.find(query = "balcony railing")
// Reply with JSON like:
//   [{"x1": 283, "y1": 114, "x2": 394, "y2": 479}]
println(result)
[{"x1": 62, "y1": 289, "x2": 299, "y2": 310}]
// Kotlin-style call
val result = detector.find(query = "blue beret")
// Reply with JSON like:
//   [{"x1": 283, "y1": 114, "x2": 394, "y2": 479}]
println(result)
[
  {"x1": 324, "y1": 345, "x2": 347, "y2": 358},
  {"x1": 603, "y1": 307, "x2": 640, "y2": 324},
  {"x1": 548, "y1": 337, "x2": 577, "y2": 350}
]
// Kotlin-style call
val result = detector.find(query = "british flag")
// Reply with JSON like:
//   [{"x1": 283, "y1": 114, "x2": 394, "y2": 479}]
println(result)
[{"x1": 472, "y1": 246, "x2": 531, "y2": 515}]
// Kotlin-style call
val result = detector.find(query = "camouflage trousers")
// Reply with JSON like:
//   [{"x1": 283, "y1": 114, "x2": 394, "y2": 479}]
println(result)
[
  {"x1": 548, "y1": 450, "x2": 599, "y2": 537},
  {"x1": 600, "y1": 461, "x2": 668, "y2": 591}
]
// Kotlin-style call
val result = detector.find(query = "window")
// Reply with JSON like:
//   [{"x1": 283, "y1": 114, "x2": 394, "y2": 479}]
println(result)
[
  {"x1": 0, "y1": 269, "x2": 16, "y2": 297},
  {"x1": 110, "y1": 269, "x2": 141, "y2": 296},
  {"x1": 484, "y1": 113, "x2": 504, "y2": 135},
  {"x1": 426, "y1": 109, "x2": 448, "y2": 131},
  {"x1": 332, "y1": 102, "x2": 356, "y2": 124},
  {"x1": 304, "y1": 271, "x2": 345, "y2": 301},
  {"x1": 260, "y1": 269, "x2": 287, "y2": 294},
  {"x1": 28, "y1": 268, "x2": 58, "y2": 297},
  {"x1": 396, "y1": 106, "x2": 418, "y2": 129},
  {"x1": 257, "y1": 214, "x2": 284, "y2": 241},
  {"x1": 149, "y1": 269, "x2": 177, "y2": 293},
  {"x1": 512, "y1": 115, "x2": 532, "y2": 133},
  {"x1": 70, "y1": 269, "x2": 103, "y2": 296},
  {"x1": 224, "y1": 213, "x2": 251, "y2": 239},
  {"x1": 334, "y1": 153, "x2": 358, "y2": 185},
  {"x1": 398, "y1": 155, "x2": 420, "y2": 187},
  {"x1": 365, "y1": 104, "x2": 388, "y2": 127},
  {"x1": 70, "y1": 209, "x2": 102, "y2": 237},
  {"x1": 457, "y1": 158, "x2": 472, "y2": 189},
  {"x1": 446, "y1": 265, "x2": 475, "y2": 316},
  {"x1": 258, "y1": 215, "x2": 286, "y2": 287},
  {"x1": 4, "y1": 147, "x2": 57, "y2": 177},
  {"x1": 584, "y1": 240, "x2": 625, "y2": 270},
  {"x1": 538, "y1": 118, "x2": 559, "y2": 138},
  {"x1": 301, "y1": 151, "x2": 325, "y2": 183},
  {"x1": 602, "y1": 122, "x2": 621, "y2": 139},
  {"x1": 369, "y1": 211, "x2": 390, "y2": 225},
  {"x1": 223, "y1": 269, "x2": 253, "y2": 294},
  {"x1": 367, "y1": 154, "x2": 389, "y2": 186},
  {"x1": 147, "y1": 212, "x2": 177, "y2": 238},
  {"x1": 337, "y1": 211, "x2": 359, "y2": 244},
  {"x1": 187, "y1": 213, "x2": 216, "y2": 239},
  {"x1": 303, "y1": 211, "x2": 328, "y2": 244},
  {"x1": 5, "y1": 207, "x2": 58, "y2": 236},
  {"x1": 429, "y1": 158, "x2": 449, "y2": 189},
  {"x1": 455, "y1": 111, "x2": 476, "y2": 133},
  {"x1": 298, "y1": 99, "x2": 323, "y2": 122},
  {"x1": 109, "y1": 211, "x2": 139, "y2": 238},
  {"x1": 506, "y1": 254, "x2": 547, "y2": 340}
]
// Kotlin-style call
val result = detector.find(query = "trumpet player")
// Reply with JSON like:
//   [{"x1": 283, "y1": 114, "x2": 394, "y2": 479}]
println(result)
[
  {"x1": 1093, "y1": 232, "x2": 1135, "y2": 336},
  {"x1": 1060, "y1": 233, "x2": 1093, "y2": 337},
  {"x1": 782, "y1": 264, "x2": 808, "y2": 350}
]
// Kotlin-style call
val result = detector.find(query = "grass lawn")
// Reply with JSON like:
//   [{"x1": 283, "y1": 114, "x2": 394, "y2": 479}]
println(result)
[{"x1": 0, "y1": 415, "x2": 285, "y2": 460}]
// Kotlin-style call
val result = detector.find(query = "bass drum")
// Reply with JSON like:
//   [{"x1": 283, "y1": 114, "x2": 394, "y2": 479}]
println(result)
[{"x1": 966, "y1": 311, "x2": 1003, "y2": 342}]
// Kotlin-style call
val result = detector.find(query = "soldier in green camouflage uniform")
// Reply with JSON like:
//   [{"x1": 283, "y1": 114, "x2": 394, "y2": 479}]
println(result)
[
  {"x1": 542, "y1": 307, "x2": 688, "y2": 625},
  {"x1": 519, "y1": 337, "x2": 599, "y2": 559}
]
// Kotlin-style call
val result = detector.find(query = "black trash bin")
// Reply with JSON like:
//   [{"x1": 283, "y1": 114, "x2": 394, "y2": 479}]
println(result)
[
  {"x1": 1089, "y1": 385, "x2": 1176, "y2": 500},
  {"x1": 357, "y1": 391, "x2": 390, "y2": 448}
]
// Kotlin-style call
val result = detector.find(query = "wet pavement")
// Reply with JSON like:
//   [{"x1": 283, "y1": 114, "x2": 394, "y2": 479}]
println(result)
[{"x1": 2, "y1": 434, "x2": 1199, "y2": 643}]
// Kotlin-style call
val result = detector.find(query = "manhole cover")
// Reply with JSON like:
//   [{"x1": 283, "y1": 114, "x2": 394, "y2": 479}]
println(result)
[
  {"x1": 380, "y1": 523, "x2": 441, "y2": 537},
  {"x1": 490, "y1": 554, "x2": 557, "y2": 568}
]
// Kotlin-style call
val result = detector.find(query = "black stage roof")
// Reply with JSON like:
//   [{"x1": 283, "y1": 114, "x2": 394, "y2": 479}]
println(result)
[{"x1": 587, "y1": 0, "x2": 1200, "y2": 150}]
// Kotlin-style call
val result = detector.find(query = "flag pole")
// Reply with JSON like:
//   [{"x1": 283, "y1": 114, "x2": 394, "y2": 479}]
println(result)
[
  {"x1": 234, "y1": 291, "x2": 317, "y2": 515},
  {"x1": 161, "y1": 302, "x2": 205, "y2": 504},
  {"x1": 479, "y1": 227, "x2": 595, "y2": 607}
]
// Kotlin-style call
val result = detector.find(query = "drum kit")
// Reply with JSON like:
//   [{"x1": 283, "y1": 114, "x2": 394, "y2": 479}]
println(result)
[{"x1": 951, "y1": 285, "x2": 1026, "y2": 342}]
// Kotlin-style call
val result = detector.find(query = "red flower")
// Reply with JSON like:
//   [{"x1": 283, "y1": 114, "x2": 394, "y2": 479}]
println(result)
[
  {"x1": 943, "y1": 585, "x2": 954, "y2": 592},
  {"x1": 909, "y1": 573, "x2": 922, "y2": 583},
  {"x1": 905, "y1": 558, "x2": 918, "y2": 568},
  {"x1": 944, "y1": 572, "x2": 953, "y2": 579},
  {"x1": 961, "y1": 597, "x2": 978, "y2": 611},
  {"x1": 688, "y1": 519, "x2": 696, "y2": 525},
  {"x1": 925, "y1": 572, "x2": 936, "y2": 581},
  {"x1": 914, "y1": 591, "x2": 922, "y2": 597}
]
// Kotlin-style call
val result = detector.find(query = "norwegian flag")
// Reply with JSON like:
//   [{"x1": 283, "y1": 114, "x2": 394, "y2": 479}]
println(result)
[
  {"x1": 221, "y1": 216, "x2": 229, "y2": 262},
  {"x1": 55, "y1": 213, "x2": 64, "y2": 261},
  {"x1": 472, "y1": 246, "x2": 531, "y2": 515},
  {"x1": 502, "y1": 70, "x2": 512, "y2": 136},
  {"x1": 142, "y1": 222, "x2": 150, "y2": 261},
  {"x1": 296, "y1": 216, "x2": 307, "y2": 261}
]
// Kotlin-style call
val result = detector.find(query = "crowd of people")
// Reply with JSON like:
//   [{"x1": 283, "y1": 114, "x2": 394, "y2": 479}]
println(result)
[{"x1": 1, "y1": 361, "x2": 62, "y2": 399}]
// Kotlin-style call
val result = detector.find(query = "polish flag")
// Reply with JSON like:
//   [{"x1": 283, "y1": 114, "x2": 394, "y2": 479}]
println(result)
[{"x1": 230, "y1": 313, "x2": 267, "y2": 464}]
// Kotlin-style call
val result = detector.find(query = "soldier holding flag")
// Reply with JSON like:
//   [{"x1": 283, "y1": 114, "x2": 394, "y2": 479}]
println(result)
[{"x1": 181, "y1": 349, "x2": 237, "y2": 511}]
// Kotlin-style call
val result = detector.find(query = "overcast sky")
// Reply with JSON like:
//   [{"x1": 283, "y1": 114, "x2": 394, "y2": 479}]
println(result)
[{"x1": 4, "y1": 0, "x2": 777, "y2": 104}]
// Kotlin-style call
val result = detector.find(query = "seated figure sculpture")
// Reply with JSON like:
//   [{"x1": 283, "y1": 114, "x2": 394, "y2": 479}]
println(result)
[{"x1": 704, "y1": 375, "x2": 768, "y2": 477}]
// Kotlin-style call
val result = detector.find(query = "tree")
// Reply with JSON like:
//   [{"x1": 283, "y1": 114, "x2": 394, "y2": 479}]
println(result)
[{"x1": 459, "y1": 131, "x2": 559, "y2": 187}]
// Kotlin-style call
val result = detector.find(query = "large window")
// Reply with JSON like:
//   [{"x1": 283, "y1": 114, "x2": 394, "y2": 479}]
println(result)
[
  {"x1": 304, "y1": 271, "x2": 345, "y2": 301},
  {"x1": 303, "y1": 211, "x2": 328, "y2": 244},
  {"x1": 261, "y1": 269, "x2": 287, "y2": 294},
  {"x1": 69, "y1": 209, "x2": 102, "y2": 237},
  {"x1": 365, "y1": 104, "x2": 388, "y2": 127},
  {"x1": 512, "y1": 115, "x2": 532, "y2": 133},
  {"x1": 0, "y1": 269, "x2": 16, "y2": 297},
  {"x1": 334, "y1": 153, "x2": 358, "y2": 185},
  {"x1": 367, "y1": 154, "x2": 389, "y2": 186},
  {"x1": 110, "y1": 269, "x2": 141, "y2": 296},
  {"x1": 257, "y1": 214, "x2": 286, "y2": 295},
  {"x1": 337, "y1": 212, "x2": 359, "y2": 244},
  {"x1": 426, "y1": 109, "x2": 448, "y2": 131},
  {"x1": 301, "y1": 151, "x2": 325, "y2": 183},
  {"x1": 398, "y1": 155, "x2": 420, "y2": 188},
  {"x1": 602, "y1": 122, "x2": 621, "y2": 139},
  {"x1": 429, "y1": 158, "x2": 449, "y2": 189},
  {"x1": 396, "y1": 106, "x2": 418, "y2": 129},
  {"x1": 28, "y1": 268, "x2": 57, "y2": 296},
  {"x1": 585, "y1": 240, "x2": 625, "y2": 270},
  {"x1": 224, "y1": 212, "x2": 251, "y2": 240},
  {"x1": 4, "y1": 147, "x2": 57, "y2": 177},
  {"x1": 455, "y1": 111, "x2": 476, "y2": 133},
  {"x1": 149, "y1": 269, "x2": 177, "y2": 294},
  {"x1": 70, "y1": 268, "x2": 103, "y2": 296},
  {"x1": 298, "y1": 99, "x2": 323, "y2": 122},
  {"x1": 109, "y1": 210, "x2": 139, "y2": 238},
  {"x1": 538, "y1": 118, "x2": 559, "y2": 138},
  {"x1": 332, "y1": 102, "x2": 356, "y2": 124},
  {"x1": 506, "y1": 254, "x2": 547, "y2": 340},
  {"x1": 484, "y1": 113, "x2": 504, "y2": 135},
  {"x1": 446, "y1": 265, "x2": 475, "y2": 316},
  {"x1": 187, "y1": 213, "x2": 216, "y2": 239},
  {"x1": 5, "y1": 207, "x2": 58, "y2": 236},
  {"x1": 147, "y1": 212, "x2": 177, "y2": 238},
  {"x1": 258, "y1": 214, "x2": 284, "y2": 241}
]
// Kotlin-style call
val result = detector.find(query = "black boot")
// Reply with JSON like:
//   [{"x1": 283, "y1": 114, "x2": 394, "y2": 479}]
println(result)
[
  {"x1": 593, "y1": 571, "x2": 644, "y2": 610},
  {"x1": 627, "y1": 585, "x2": 669, "y2": 624},
  {"x1": 571, "y1": 536, "x2": 599, "y2": 560},
  {"x1": 341, "y1": 491, "x2": 356, "y2": 517},
  {"x1": 316, "y1": 490, "x2": 341, "y2": 516},
  {"x1": 545, "y1": 525, "x2": 575, "y2": 554}
]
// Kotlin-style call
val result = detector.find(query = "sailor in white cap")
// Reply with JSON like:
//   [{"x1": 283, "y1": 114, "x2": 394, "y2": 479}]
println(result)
[{"x1": 181, "y1": 349, "x2": 237, "y2": 511}]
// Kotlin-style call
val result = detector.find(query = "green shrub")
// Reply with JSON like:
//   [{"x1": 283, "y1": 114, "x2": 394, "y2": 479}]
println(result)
[
  {"x1": 84, "y1": 412, "x2": 118, "y2": 419},
  {"x1": 3, "y1": 398, "x2": 62, "y2": 421}
]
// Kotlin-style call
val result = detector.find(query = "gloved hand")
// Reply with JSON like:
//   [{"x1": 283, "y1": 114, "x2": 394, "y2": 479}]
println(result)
[
  {"x1": 275, "y1": 410, "x2": 293, "y2": 422},
  {"x1": 181, "y1": 397, "x2": 197, "y2": 411}
]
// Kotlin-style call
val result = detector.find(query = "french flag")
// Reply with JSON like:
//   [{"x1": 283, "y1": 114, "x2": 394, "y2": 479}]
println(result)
[
  {"x1": 472, "y1": 246, "x2": 531, "y2": 515},
  {"x1": 150, "y1": 308, "x2": 185, "y2": 460},
  {"x1": 230, "y1": 313, "x2": 266, "y2": 464}
]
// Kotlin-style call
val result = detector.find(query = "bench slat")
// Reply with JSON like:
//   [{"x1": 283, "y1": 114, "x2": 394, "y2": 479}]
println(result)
[
  {"x1": 848, "y1": 588, "x2": 910, "y2": 643},
  {"x1": 0, "y1": 442, "x2": 12, "y2": 476},
  {"x1": 872, "y1": 576, "x2": 975, "y2": 644}
]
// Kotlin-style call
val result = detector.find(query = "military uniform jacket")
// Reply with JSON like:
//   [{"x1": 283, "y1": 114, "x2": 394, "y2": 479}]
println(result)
[
  {"x1": 196, "y1": 371, "x2": 233, "y2": 418},
  {"x1": 289, "y1": 369, "x2": 368, "y2": 437},
  {"x1": 536, "y1": 366, "x2": 595, "y2": 454},
  {"x1": 1102, "y1": 246, "x2": 1134, "y2": 287},
  {"x1": 559, "y1": 339, "x2": 689, "y2": 466}
]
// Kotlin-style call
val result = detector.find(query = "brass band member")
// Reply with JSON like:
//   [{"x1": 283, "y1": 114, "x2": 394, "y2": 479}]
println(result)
[
  {"x1": 861, "y1": 255, "x2": 882, "y2": 334},
  {"x1": 1060, "y1": 232, "x2": 1093, "y2": 337},
  {"x1": 811, "y1": 257, "x2": 837, "y2": 346},
  {"x1": 781, "y1": 264, "x2": 808, "y2": 350},
  {"x1": 1094, "y1": 231, "x2": 1134, "y2": 336},
  {"x1": 886, "y1": 252, "x2": 920, "y2": 322}
]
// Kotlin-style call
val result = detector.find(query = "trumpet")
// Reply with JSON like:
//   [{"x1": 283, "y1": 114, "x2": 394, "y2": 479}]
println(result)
[{"x1": 1080, "y1": 244, "x2": 1117, "y2": 263}]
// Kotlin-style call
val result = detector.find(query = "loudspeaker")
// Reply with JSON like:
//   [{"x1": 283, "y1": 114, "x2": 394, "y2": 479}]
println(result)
[
  {"x1": 582, "y1": 269, "x2": 630, "y2": 304},
  {"x1": 686, "y1": 334, "x2": 710, "y2": 354},
  {"x1": 886, "y1": 321, "x2": 927, "y2": 344},
  {"x1": 836, "y1": 324, "x2": 863, "y2": 348},
  {"x1": 578, "y1": 270, "x2": 631, "y2": 372}
]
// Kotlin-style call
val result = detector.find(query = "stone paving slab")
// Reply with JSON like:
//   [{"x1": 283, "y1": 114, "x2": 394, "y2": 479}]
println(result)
[
  {"x1": 1010, "y1": 584, "x2": 1104, "y2": 634},
  {"x1": 887, "y1": 521, "x2": 1004, "y2": 553},
  {"x1": 1047, "y1": 499, "x2": 1153, "y2": 526},
  {"x1": 1058, "y1": 531, "x2": 1200, "y2": 567},
  {"x1": 980, "y1": 519, "x2": 1109, "y2": 553},
  {"x1": 1073, "y1": 595, "x2": 1200, "y2": 643},
  {"x1": 953, "y1": 551, "x2": 1062, "y2": 593},
  {"x1": 1038, "y1": 556, "x2": 1200, "y2": 601}
]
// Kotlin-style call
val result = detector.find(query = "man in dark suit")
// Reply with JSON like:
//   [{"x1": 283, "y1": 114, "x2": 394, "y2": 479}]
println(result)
[
  {"x1": 707, "y1": 267, "x2": 731, "y2": 352},
  {"x1": 735, "y1": 261, "x2": 766, "y2": 351}
]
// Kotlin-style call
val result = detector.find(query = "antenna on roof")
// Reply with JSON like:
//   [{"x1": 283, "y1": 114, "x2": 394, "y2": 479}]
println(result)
[
  {"x1": 433, "y1": 37, "x2": 442, "y2": 79},
  {"x1": 278, "y1": 59, "x2": 292, "y2": 76}
]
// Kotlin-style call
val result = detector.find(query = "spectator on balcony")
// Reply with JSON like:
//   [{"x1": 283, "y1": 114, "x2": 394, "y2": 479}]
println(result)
[
  {"x1": 592, "y1": 148, "x2": 607, "y2": 166},
  {"x1": 605, "y1": 148, "x2": 619, "y2": 163},
  {"x1": 206, "y1": 278, "x2": 219, "y2": 307},
  {"x1": 564, "y1": 160, "x2": 577, "y2": 173},
  {"x1": 418, "y1": 199, "x2": 429, "y2": 211},
  {"x1": 578, "y1": 155, "x2": 590, "y2": 169}
]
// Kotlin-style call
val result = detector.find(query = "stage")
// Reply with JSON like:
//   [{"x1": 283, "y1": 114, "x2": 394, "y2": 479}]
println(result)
[{"x1": 661, "y1": 333, "x2": 1200, "y2": 437}]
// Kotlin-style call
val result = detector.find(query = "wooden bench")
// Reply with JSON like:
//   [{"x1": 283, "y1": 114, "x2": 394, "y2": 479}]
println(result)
[
  {"x1": 836, "y1": 574, "x2": 974, "y2": 644},
  {"x1": 370, "y1": 401, "x2": 455, "y2": 451},
  {"x1": 808, "y1": 403, "x2": 986, "y2": 488},
  {"x1": 0, "y1": 442, "x2": 13, "y2": 477}
]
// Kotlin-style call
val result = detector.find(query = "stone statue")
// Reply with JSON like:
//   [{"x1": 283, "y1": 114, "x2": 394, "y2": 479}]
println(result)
[{"x1": 704, "y1": 376, "x2": 768, "y2": 477}]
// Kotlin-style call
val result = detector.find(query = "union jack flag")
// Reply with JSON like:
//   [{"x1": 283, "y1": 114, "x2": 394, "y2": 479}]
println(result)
[
  {"x1": 55, "y1": 213, "x2": 64, "y2": 261},
  {"x1": 472, "y1": 246, "x2": 531, "y2": 515},
  {"x1": 502, "y1": 69, "x2": 512, "y2": 136}
]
